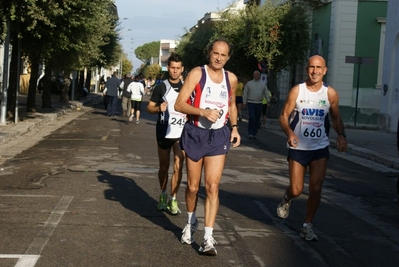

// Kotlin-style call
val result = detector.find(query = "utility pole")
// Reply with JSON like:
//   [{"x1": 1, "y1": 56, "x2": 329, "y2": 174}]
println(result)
[{"x1": 0, "y1": 21, "x2": 10, "y2": 126}]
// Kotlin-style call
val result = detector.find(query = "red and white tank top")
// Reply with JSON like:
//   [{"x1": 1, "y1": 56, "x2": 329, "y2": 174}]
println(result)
[{"x1": 187, "y1": 65, "x2": 231, "y2": 130}]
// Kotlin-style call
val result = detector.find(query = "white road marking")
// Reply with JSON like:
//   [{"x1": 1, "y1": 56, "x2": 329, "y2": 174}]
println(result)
[
  {"x1": 0, "y1": 255, "x2": 40, "y2": 267},
  {"x1": 0, "y1": 195, "x2": 73, "y2": 267},
  {"x1": 24, "y1": 196, "x2": 73, "y2": 256}
]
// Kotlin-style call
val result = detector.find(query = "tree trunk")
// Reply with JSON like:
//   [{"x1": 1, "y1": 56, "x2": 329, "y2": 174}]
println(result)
[
  {"x1": 60, "y1": 77, "x2": 70, "y2": 103},
  {"x1": 77, "y1": 70, "x2": 84, "y2": 99},
  {"x1": 267, "y1": 68, "x2": 280, "y2": 119},
  {"x1": 267, "y1": 68, "x2": 278, "y2": 98},
  {"x1": 6, "y1": 36, "x2": 19, "y2": 121},
  {"x1": 26, "y1": 53, "x2": 41, "y2": 112},
  {"x1": 85, "y1": 68, "x2": 92, "y2": 94}
]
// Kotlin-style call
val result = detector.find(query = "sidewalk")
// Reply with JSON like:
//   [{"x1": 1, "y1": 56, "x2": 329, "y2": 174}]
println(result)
[
  {"x1": 0, "y1": 92, "x2": 103, "y2": 146},
  {"x1": 243, "y1": 110, "x2": 399, "y2": 171},
  {"x1": 1, "y1": 93, "x2": 398, "y2": 171}
]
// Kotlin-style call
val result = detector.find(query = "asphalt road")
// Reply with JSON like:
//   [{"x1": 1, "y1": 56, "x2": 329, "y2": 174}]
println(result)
[{"x1": 0, "y1": 98, "x2": 398, "y2": 267}]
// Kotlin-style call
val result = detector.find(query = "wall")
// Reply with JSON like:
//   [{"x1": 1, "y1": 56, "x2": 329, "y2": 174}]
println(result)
[
  {"x1": 348, "y1": 1, "x2": 386, "y2": 119},
  {"x1": 380, "y1": 0, "x2": 399, "y2": 132}
]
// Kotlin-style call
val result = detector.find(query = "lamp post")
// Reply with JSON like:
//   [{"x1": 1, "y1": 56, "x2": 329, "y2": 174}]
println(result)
[
  {"x1": 119, "y1": 28, "x2": 132, "y2": 78},
  {"x1": 0, "y1": 21, "x2": 10, "y2": 126}
]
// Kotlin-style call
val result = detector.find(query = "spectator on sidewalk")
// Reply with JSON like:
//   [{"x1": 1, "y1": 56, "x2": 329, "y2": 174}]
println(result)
[
  {"x1": 243, "y1": 70, "x2": 270, "y2": 139},
  {"x1": 277, "y1": 55, "x2": 347, "y2": 241},
  {"x1": 236, "y1": 76, "x2": 244, "y2": 122},
  {"x1": 60, "y1": 76, "x2": 71, "y2": 104},
  {"x1": 175, "y1": 38, "x2": 241, "y2": 256},
  {"x1": 119, "y1": 74, "x2": 134, "y2": 117},
  {"x1": 103, "y1": 72, "x2": 121, "y2": 117},
  {"x1": 146, "y1": 53, "x2": 185, "y2": 215},
  {"x1": 260, "y1": 89, "x2": 272, "y2": 128},
  {"x1": 99, "y1": 75, "x2": 105, "y2": 92}
]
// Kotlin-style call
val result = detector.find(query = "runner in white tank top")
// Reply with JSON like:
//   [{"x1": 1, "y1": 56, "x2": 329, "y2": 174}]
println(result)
[
  {"x1": 195, "y1": 66, "x2": 230, "y2": 130},
  {"x1": 162, "y1": 80, "x2": 186, "y2": 138},
  {"x1": 289, "y1": 82, "x2": 331, "y2": 150},
  {"x1": 277, "y1": 55, "x2": 347, "y2": 242},
  {"x1": 174, "y1": 39, "x2": 241, "y2": 255}
]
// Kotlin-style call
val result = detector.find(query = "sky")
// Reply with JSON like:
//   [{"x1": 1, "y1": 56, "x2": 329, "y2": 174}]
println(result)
[{"x1": 114, "y1": 0, "x2": 236, "y2": 72}]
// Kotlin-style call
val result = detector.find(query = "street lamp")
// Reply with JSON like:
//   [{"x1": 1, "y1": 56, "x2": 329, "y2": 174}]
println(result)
[{"x1": 119, "y1": 28, "x2": 132, "y2": 78}]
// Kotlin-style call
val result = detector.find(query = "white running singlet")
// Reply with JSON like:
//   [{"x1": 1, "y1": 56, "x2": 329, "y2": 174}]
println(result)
[
  {"x1": 289, "y1": 82, "x2": 331, "y2": 150},
  {"x1": 190, "y1": 65, "x2": 230, "y2": 130},
  {"x1": 161, "y1": 80, "x2": 186, "y2": 139}
]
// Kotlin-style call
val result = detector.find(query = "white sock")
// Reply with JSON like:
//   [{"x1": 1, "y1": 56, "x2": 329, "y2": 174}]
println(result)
[{"x1": 204, "y1": 227, "x2": 213, "y2": 239}]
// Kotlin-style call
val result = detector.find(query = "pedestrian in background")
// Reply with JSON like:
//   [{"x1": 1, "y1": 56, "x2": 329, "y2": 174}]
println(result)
[
  {"x1": 236, "y1": 76, "x2": 244, "y2": 122},
  {"x1": 277, "y1": 55, "x2": 347, "y2": 241},
  {"x1": 243, "y1": 70, "x2": 270, "y2": 139},
  {"x1": 127, "y1": 76, "x2": 145, "y2": 124},
  {"x1": 103, "y1": 72, "x2": 121, "y2": 117},
  {"x1": 147, "y1": 53, "x2": 185, "y2": 215},
  {"x1": 175, "y1": 38, "x2": 241, "y2": 256},
  {"x1": 99, "y1": 75, "x2": 105, "y2": 92},
  {"x1": 120, "y1": 74, "x2": 134, "y2": 117},
  {"x1": 260, "y1": 89, "x2": 272, "y2": 128}
]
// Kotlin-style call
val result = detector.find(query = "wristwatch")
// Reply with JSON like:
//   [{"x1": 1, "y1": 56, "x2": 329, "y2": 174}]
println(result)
[
  {"x1": 231, "y1": 124, "x2": 239, "y2": 130},
  {"x1": 338, "y1": 132, "x2": 346, "y2": 138}
]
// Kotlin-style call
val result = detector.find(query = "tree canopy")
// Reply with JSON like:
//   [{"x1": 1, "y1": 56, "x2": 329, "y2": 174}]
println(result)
[
  {"x1": 215, "y1": 1, "x2": 311, "y2": 73},
  {"x1": 176, "y1": 0, "x2": 311, "y2": 91},
  {"x1": 0, "y1": 0, "x2": 121, "y2": 114},
  {"x1": 134, "y1": 41, "x2": 160, "y2": 64}
]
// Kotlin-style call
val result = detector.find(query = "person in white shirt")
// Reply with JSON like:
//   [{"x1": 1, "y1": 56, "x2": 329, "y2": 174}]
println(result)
[
  {"x1": 127, "y1": 77, "x2": 145, "y2": 124},
  {"x1": 277, "y1": 55, "x2": 347, "y2": 241}
]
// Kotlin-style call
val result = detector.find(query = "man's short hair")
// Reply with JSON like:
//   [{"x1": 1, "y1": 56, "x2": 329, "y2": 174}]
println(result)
[{"x1": 168, "y1": 53, "x2": 183, "y2": 66}]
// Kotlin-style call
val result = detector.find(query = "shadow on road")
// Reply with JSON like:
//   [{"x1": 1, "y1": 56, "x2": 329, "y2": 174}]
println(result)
[{"x1": 97, "y1": 170, "x2": 181, "y2": 241}]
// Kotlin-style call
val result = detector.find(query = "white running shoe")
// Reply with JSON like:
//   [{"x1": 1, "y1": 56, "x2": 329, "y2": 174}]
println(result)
[
  {"x1": 277, "y1": 197, "x2": 292, "y2": 219},
  {"x1": 199, "y1": 236, "x2": 218, "y2": 256},
  {"x1": 300, "y1": 223, "x2": 318, "y2": 241},
  {"x1": 181, "y1": 220, "x2": 199, "y2": 244}
]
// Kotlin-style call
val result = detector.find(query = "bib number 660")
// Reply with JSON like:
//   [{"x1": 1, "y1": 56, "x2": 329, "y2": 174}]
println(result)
[{"x1": 303, "y1": 128, "x2": 322, "y2": 138}]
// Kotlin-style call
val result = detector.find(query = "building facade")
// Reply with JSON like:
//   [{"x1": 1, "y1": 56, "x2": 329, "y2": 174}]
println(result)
[
  {"x1": 158, "y1": 39, "x2": 179, "y2": 72},
  {"x1": 380, "y1": 0, "x2": 399, "y2": 132}
]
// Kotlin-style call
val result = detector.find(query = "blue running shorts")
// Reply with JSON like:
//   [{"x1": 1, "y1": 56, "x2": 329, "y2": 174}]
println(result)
[
  {"x1": 180, "y1": 123, "x2": 231, "y2": 162},
  {"x1": 288, "y1": 146, "x2": 329, "y2": 167}
]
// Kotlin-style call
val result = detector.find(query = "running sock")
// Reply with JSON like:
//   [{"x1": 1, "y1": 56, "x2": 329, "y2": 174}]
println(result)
[
  {"x1": 204, "y1": 227, "x2": 213, "y2": 240},
  {"x1": 187, "y1": 212, "x2": 196, "y2": 224}
]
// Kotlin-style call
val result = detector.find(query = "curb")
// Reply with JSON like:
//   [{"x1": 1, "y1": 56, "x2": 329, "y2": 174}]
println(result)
[
  {"x1": 256, "y1": 118, "x2": 399, "y2": 171},
  {"x1": 341, "y1": 142, "x2": 399, "y2": 170},
  {"x1": 0, "y1": 94, "x2": 102, "y2": 146}
]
